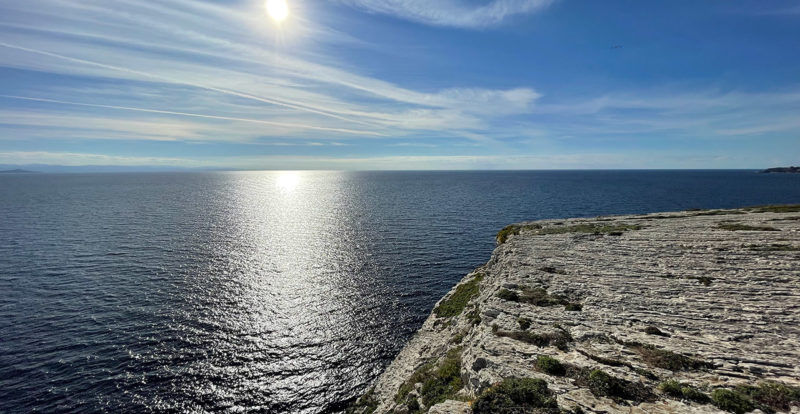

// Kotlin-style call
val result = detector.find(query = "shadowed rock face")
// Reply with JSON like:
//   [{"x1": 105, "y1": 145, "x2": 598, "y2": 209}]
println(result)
[{"x1": 356, "y1": 207, "x2": 800, "y2": 414}]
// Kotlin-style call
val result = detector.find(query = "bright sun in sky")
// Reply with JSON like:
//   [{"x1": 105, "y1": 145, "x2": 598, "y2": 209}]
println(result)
[{"x1": 265, "y1": 0, "x2": 289, "y2": 23}]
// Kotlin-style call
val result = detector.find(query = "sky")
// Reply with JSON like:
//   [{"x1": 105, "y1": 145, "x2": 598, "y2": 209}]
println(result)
[{"x1": 0, "y1": 0, "x2": 798, "y2": 170}]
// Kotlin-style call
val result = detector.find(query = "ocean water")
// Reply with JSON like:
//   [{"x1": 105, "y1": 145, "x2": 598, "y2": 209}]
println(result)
[{"x1": 1, "y1": 170, "x2": 799, "y2": 413}]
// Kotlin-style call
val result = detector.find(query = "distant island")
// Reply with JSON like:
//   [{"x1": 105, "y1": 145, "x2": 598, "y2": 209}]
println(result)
[
  {"x1": 0, "y1": 169, "x2": 39, "y2": 174},
  {"x1": 761, "y1": 166, "x2": 800, "y2": 173}
]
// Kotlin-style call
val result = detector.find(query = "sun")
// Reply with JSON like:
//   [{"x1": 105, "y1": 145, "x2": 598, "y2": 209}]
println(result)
[{"x1": 266, "y1": 0, "x2": 289, "y2": 23}]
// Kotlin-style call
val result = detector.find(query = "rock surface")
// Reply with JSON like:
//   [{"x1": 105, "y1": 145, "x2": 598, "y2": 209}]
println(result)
[{"x1": 355, "y1": 206, "x2": 800, "y2": 414}]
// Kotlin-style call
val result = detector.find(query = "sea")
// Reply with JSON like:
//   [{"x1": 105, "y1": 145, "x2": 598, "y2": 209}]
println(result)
[{"x1": 1, "y1": 170, "x2": 798, "y2": 413}]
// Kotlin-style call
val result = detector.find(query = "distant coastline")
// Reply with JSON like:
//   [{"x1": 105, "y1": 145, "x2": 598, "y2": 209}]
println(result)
[
  {"x1": 0, "y1": 169, "x2": 38, "y2": 174},
  {"x1": 761, "y1": 166, "x2": 800, "y2": 173}
]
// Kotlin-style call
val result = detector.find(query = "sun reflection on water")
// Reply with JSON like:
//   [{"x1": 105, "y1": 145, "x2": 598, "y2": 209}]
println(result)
[{"x1": 275, "y1": 171, "x2": 301, "y2": 192}]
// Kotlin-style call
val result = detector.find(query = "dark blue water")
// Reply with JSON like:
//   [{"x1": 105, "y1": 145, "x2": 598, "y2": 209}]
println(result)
[{"x1": 1, "y1": 170, "x2": 798, "y2": 413}]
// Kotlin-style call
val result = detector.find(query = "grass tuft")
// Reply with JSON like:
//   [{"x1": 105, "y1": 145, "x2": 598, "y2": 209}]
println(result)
[{"x1": 434, "y1": 273, "x2": 484, "y2": 318}]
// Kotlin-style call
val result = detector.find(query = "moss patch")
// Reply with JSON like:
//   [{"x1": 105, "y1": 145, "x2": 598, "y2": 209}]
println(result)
[
  {"x1": 434, "y1": 273, "x2": 484, "y2": 318},
  {"x1": 473, "y1": 377, "x2": 559, "y2": 414}
]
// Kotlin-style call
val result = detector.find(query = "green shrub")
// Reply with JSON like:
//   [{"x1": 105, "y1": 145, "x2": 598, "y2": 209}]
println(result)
[
  {"x1": 712, "y1": 389, "x2": 754, "y2": 414},
  {"x1": 496, "y1": 288, "x2": 520, "y2": 302},
  {"x1": 634, "y1": 344, "x2": 712, "y2": 371},
  {"x1": 659, "y1": 380, "x2": 709, "y2": 402},
  {"x1": 517, "y1": 317, "x2": 531, "y2": 330},
  {"x1": 346, "y1": 388, "x2": 379, "y2": 414},
  {"x1": 394, "y1": 348, "x2": 464, "y2": 412},
  {"x1": 735, "y1": 381, "x2": 800, "y2": 412},
  {"x1": 473, "y1": 377, "x2": 559, "y2": 414},
  {"x1": 579, "y1": 369, "x2": 654, "y2": 402},
  {"x1": 536, "y1": 355, "x2": 566, "y2": 376},
  {"x1": 434, "y1": 273, "x2": 484, "y2": 318},
  {"x1": 659, "y1": 380, "x2": 683, "y2": 397}
]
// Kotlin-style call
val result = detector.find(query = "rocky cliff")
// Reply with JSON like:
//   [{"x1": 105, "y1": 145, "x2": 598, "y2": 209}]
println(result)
[{"x1": 350, "y1": 205, "x2": 800, "y2": 414}]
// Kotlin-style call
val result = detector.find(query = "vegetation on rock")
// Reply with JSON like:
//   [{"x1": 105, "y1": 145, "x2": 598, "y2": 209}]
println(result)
[
  {"x1": 433, "y1": 273, "x2": 484, "y2": 318},
  {"x1": 712, "y1": 389, "x2": 755, "y2": 414},
  {"x1": 632, "y1": 344, "x2": 713, "y2": 371},
  {"x1": 345, "y1": 387, "x2": 379, "y2": 414},
  {"x1": 536, "y1": 355, "x2": 566, "y2": 376},
  {"x1": 394, "y1": 348, "x2": 463, "y2": 412},
  {"x1": 659, "y1": 380, "x2": 709, "y2": 403},
  {"x1": 717, "y1": 223, "x2": 779, "y2": 232},
  {"x1": 473, "y1": 377, "x2": 559, "y2": 414}
]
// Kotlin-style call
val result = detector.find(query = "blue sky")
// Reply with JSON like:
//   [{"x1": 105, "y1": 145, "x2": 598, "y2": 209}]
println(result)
[{"x1": 0, "y1": 0, "x2": 798, "y2": 170}]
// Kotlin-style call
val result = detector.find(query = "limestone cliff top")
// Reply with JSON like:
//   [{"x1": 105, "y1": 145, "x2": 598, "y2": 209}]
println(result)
[{"x1": 351, "y1": 205, "x2": 800, "y2": 414}]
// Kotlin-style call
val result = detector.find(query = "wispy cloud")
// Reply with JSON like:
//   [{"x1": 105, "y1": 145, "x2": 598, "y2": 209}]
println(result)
[
  {"x1": 0, "y1": 0, "x2": 539, "y2": 146},
  {"x1": 338, "y1": 0, "x2": 556, "y2": 28}
]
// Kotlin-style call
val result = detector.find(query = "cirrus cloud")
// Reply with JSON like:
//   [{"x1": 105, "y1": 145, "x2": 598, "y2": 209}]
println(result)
[{"x1": 338, "y1": 0, "x2": 557, "y2": 28}]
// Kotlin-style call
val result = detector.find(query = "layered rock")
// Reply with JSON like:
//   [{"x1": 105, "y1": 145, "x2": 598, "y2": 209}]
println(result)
[{"x1": 354, "y1": 206, "x2": 800, "y2": 414}]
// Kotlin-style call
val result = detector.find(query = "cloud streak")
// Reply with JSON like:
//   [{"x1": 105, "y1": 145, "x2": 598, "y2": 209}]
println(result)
[
  {"x1": 0, "y1": 95, "x2": 384, "y2": 137},
  {"x1": 338, "y1": 0, "x2": 556, "y2": 28}
]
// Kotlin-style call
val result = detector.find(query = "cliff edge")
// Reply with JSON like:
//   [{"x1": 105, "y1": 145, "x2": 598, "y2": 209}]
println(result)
[{"x1": 350, "y1": 205, "x2": 800, "y2": 414}]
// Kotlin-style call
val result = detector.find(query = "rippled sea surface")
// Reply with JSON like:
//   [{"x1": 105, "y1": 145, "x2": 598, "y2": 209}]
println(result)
[{"x1": 1, "y1": 170, "x2": 799, "y2": 413}]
